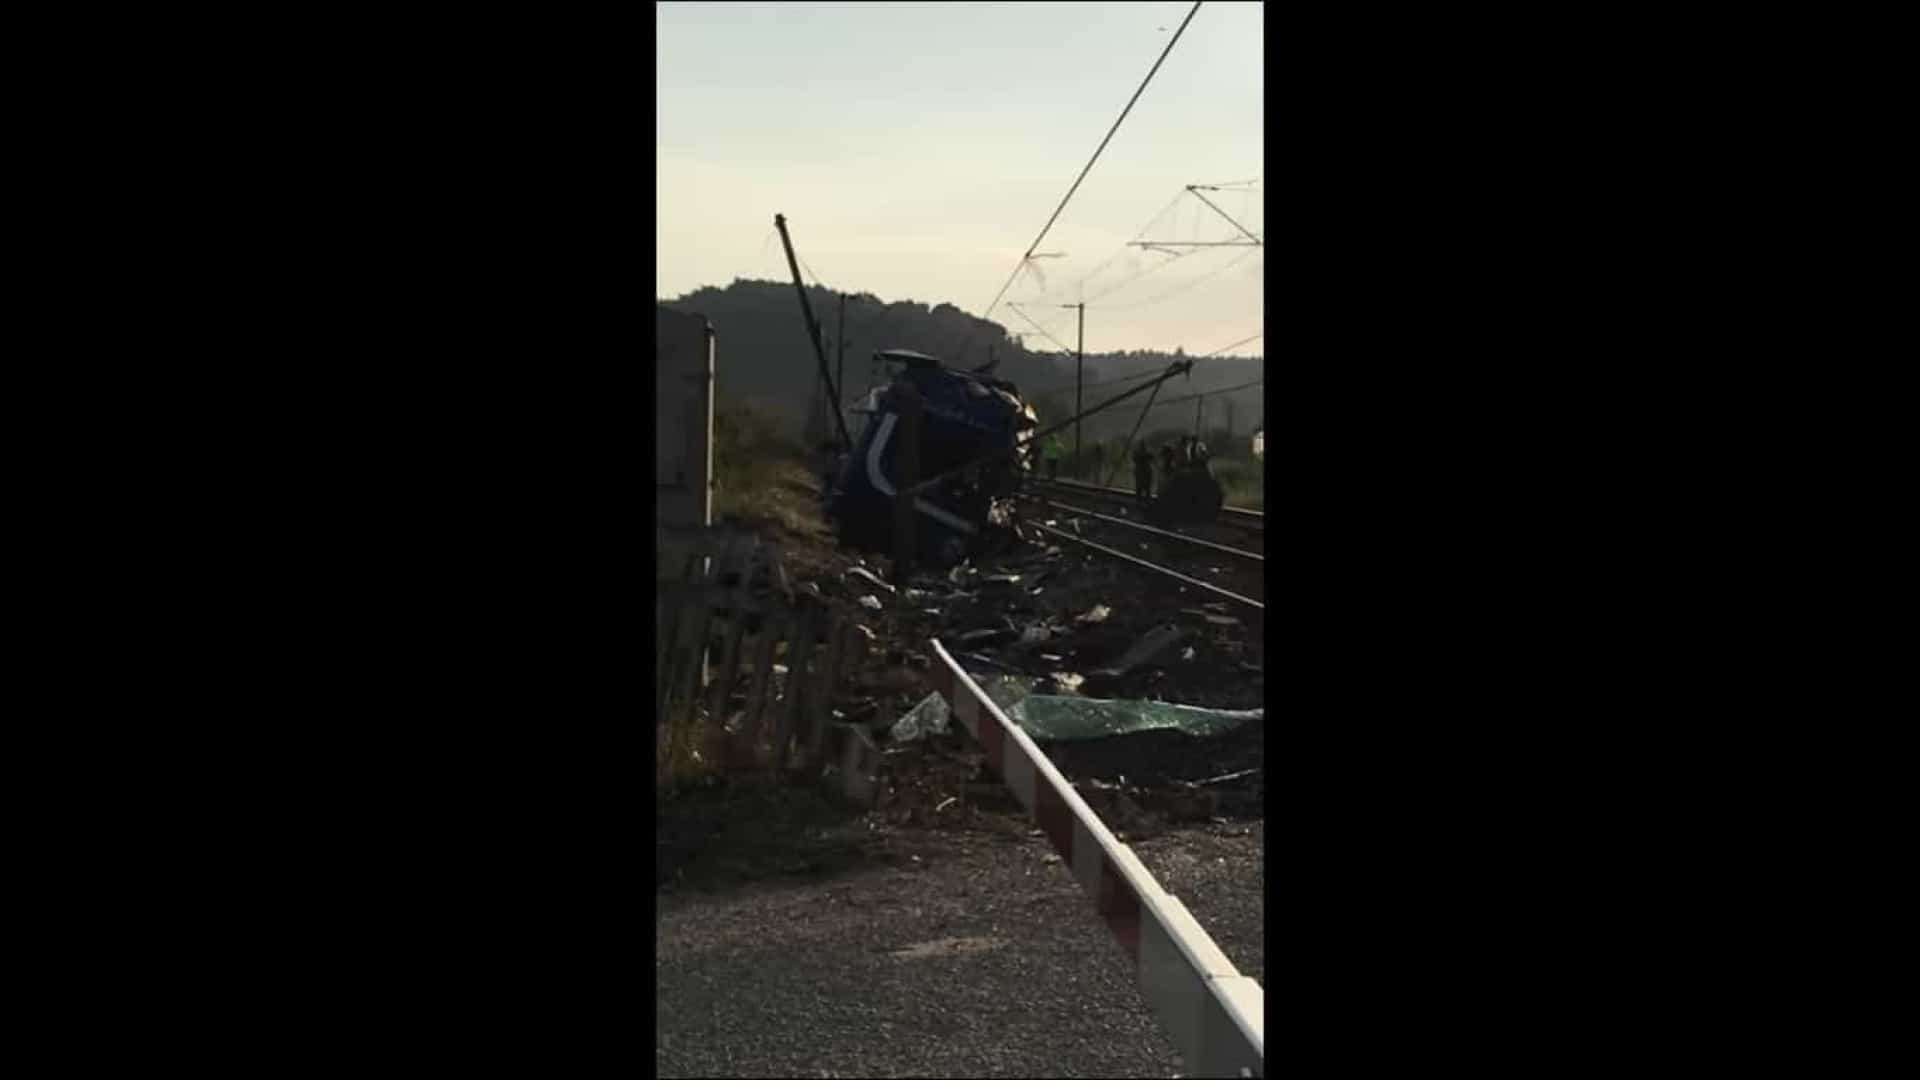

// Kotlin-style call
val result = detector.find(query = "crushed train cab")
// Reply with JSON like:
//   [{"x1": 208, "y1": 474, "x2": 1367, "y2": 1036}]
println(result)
[{"x1": 827, "y1": 349, "x2": 1038, "y2": 568}]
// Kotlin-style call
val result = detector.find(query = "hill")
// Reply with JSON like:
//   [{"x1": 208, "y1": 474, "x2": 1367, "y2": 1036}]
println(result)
[{"x1": 658, "y1": 279, "x2": 1263, "y2": 447}]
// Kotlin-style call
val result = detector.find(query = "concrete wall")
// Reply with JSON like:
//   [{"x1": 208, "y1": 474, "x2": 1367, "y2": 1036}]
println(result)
[{"x1": 656, "y1": 307, "x2": 714, "y2": 530}]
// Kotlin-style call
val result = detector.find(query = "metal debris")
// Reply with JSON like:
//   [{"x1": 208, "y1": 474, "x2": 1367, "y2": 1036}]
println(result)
[
  {"x1": 1076, "y1": 604, "x2": 1113, "y2": 624},
  {"x1": 858, "y1": 594, "x2": 884, "y2": 610},
  {"x1": 888, "y1": 691, "x2": 952, "y2": 743},
  {"x1": 846, "y1": 567, "x2": 895, "y2": 593},
  {"x1": 1091, "y1": 623, "x2": 1190, "y2": 677},
  {"x1": 1183, "y1": 767, "x2": 1262, "y2": 787}
]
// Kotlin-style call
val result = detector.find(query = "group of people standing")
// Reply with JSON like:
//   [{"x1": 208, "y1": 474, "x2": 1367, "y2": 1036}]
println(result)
[
  {"x1": 1132, "y1": 436, "x2": 1208, "y2": 504},
  {"x1": 1021, "y1": 432, "x2": 1207, "y2": 502}
]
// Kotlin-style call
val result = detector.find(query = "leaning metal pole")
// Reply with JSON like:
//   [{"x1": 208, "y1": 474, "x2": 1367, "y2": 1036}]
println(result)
[{"x1": 773, "y1": 213, "x2": 852, "y2": 449}]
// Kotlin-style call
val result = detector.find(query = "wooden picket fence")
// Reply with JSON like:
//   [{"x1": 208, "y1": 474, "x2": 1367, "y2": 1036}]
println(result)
[{"x1": 656, "y1": 526, "x2": 861, "y2": 781}]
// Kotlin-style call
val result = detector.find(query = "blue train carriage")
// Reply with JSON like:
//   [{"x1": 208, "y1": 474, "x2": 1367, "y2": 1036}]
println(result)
[{"x1": 828, "y1": 349, "x2": 1038, "y2": 567}]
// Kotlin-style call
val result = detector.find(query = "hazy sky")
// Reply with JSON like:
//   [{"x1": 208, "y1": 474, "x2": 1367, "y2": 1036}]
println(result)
[{"x1": 657, "y1": 1, "x2": 1263, "y2": 359}]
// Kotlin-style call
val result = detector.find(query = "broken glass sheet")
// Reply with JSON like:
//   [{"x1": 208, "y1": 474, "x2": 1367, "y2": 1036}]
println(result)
[{"x1": 1006, "y1": 695, "x2": 1260, "y2": 742}]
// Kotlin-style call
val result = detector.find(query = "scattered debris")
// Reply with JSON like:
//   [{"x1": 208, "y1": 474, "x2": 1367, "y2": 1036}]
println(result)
[
  {"x1": 956, "y1": 627, "x2": 1013, "y2": 646},
  {"x1": 1075, "y1": 604, "x2": 1113, "y2": 624},
  {"x1": 857, "y1": 594, "x2": 884, "y2": 611},
  {"x1": 935, "y1": 795, "x2": 957, "y2": 813},
  {"x1": 1007, "y1": 694, "x2": 1260, "y2": 741},
  {"x1": 982, "y1": 573, "x2": 1023, "y2": 586},
  {"x1": 1203, "y1": 614, "x2": 1241, "y2": 627},
  {"x1": 853, "y1": 624, "x2": 877, "y2": 641},
  {"x1": 1091, "y1": 623, "x2": 1190, "y2": 677},
  {"x1": 1049, "y1": 671, "x2": 1086, "y2": 694},
  {"x1": 1183, "y1": 767, "x2": 1262, "y2": 787},
  {"x1": 888, "y1": 691, "x2": 952, "y2": 743},
  {"x1": 1020, "y1": 624, "x2": 1053, "y2": 644},
  {"x1": 846, "y1": 567, "x2": 895, "y2": 594},
  {"x1": 1181, "y1": 646, "x2": 1196, "y2": 661}
]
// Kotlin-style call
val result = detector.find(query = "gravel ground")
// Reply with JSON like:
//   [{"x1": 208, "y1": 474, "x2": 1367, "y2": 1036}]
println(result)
[{"x1": 656, "y1": 819, "x2": 1263, "y2": 1079}]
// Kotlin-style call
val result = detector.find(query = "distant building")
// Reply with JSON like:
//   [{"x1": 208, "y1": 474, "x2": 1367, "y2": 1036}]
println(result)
[{"x1": 1251, "y1": 427, "x2": 1264, "y2": 459}]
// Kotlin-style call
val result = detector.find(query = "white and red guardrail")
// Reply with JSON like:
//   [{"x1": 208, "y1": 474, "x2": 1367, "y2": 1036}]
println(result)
[{"x1": 928, "y1": 639, "x2": 1264, "y2": 1078}]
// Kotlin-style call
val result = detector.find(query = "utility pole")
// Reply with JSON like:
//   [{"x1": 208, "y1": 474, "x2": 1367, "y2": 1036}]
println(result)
[
  {"x1": 1062, "y1": 302, "x2": 1085, "y2": 477},
  {"x1": 1226, "y1": 397, "x2": 1234, "y2": 439},
  {"x1": 772, "y1": 213, "x2": 851, "y2": 449},
  {"x1": 836, "y1": 292, "x2": 847, "y2": 427}
]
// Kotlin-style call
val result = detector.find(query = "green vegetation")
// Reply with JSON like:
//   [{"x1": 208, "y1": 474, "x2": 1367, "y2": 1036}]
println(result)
[
  {"x1": 656, "y1": 283, "x2": 1261, "y2": 443},
  {"x1": 714, "y1": 396, "x2": 804, "y2": 493},
  {"x1": 710, "y1": 395, "x2": 833, "y2": 547}
]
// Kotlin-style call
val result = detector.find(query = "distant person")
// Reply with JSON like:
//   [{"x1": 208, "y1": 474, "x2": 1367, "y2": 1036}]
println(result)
[
  {"x1": 1132, "y1": 443, "x2": 1155, "y2": 504},
  {"x1": 1042, "y1": 433, "x2": 1064, "y2": 480},
  {"x1": 1158, "y1": 443, "x2": 1176, "y2": 486}
]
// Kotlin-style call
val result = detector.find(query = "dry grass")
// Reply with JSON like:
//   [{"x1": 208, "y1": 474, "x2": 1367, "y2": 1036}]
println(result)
[
  {"x1": 1212, "y1": 457, "x2": 1265, "y2": 511},
  {"x1": 656, "y1": 696, "x2": 783, "y2": 797},
  {"x1": 661, "y1": 401, "x2": 832, "y2": 793}
]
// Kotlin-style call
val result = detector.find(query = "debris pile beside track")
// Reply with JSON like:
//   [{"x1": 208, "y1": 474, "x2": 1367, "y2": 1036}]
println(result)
[
  {"x1": 664, "y1": 463, "x2": 1266, "y2": 887},
  {"x1": 796, "y1": 502, "x2": 1265, "y2": 834}
]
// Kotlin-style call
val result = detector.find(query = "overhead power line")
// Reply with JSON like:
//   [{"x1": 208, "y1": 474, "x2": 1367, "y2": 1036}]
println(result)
[
  {"x1": 1005, "y1": 302, "x2": 1077, "y2": 355},
  {"x1": 1096, "y1": 247, "x2": 1262, "y2": 313},
  {"x1": 1199, "y1": 333, "x2": 1263, "y2": 358},
  {"x1": 972, "y1": 0, "x2": 1205, "y2": 335},
  {"x1": 1139, "y1": 376, "x2": 1266, "y2": 413},
  {"x1": 1021, "y1": 333, "x2": 1264, "y2": 398},
  {"x1": 1067, "y1": 187, "x2": 1191, "y2": 298}
]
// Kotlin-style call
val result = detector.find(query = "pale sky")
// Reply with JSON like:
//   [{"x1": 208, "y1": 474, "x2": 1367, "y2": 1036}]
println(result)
[{"x1": 657, "y1": 0, "x2": 1263, "y2": 359}]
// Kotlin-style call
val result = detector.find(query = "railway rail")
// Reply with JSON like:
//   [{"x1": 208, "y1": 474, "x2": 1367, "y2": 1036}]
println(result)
[
  {"x1": 1015, "y1": 479, "x2": 1266, "y2": 614},
  {"x1": 1024, "y1": 520, "x2": 1263, "y2": 612},
  {"x1": 1036, "y1": 475, "x2": 1265, "y2": 531},
  {"x1": 1030, "y1": 496, "x2": 1262, "y2": 564}
]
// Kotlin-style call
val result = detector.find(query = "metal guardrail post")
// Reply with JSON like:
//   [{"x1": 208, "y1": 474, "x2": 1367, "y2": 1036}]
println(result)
[{"x1": 926, "y1": 640, "x2": 1264, "y2": 1077}]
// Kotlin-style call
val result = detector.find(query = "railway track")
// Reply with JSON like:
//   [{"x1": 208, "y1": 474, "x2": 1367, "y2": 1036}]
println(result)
[
  {"x1": 1012, "y1": 485, "x2": 1265, "y2": 613},
  {"x1": 1035, "y1": 475, "x2": 1265, "y2": 532}
]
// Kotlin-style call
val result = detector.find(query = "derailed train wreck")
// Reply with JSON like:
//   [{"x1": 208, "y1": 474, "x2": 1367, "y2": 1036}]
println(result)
[
  {"x1": 772, "y1": 211, "x2": 1207, "y2": 571},
  {"x1": 827, "y1": 349, "x2": 1037, "y2": 568}
]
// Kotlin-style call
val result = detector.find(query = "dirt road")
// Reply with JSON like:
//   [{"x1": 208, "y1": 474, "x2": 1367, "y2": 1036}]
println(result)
[{"x1": 657, "y1": 810, "x2": 1263, "y2": 1079}]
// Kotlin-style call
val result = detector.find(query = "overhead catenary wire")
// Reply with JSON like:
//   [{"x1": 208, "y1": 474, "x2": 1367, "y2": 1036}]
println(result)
[
  {"x1": 1021, "y1": 333, "x2": 1265, "y2": 399},
  {"x1": 1004, "y1": 302, "x2": 1078, "y2": 355},
  {"x1": 1136, "y1": 376, "x2": 1265, "y2": 413},
  {"x1": 1065, "y1": 187, "x2": 1192, "y2": 299},
  {"x1": 1095, "y1": 246, "x2": 1261, "y2": 313},
  {"x1": 1083, "y1": 246, "x2": 1196, "y2": 305},
  {"x1": 966, "y1": 0, "x2": 1205, "y2": 353},
  {"x1": 1073, "y1": 181, "x2": 1262, "y2": 307}
]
